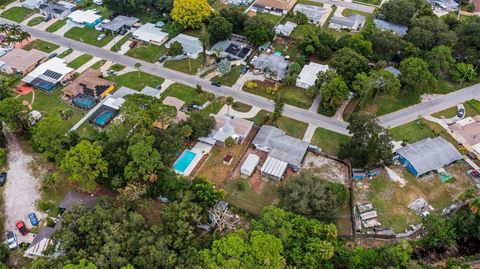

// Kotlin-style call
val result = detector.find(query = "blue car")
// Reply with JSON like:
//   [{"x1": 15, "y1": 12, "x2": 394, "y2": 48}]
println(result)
[{"x1": 28, "y1": 213, "x2": 39, "y2": 226}]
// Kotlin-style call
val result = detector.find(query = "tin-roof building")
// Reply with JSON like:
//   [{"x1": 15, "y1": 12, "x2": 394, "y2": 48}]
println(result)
[
  {"x1": 275, "y1": 21, "x2": 297, "y2": 36},
  {"x1": 200, "y1": 115, "x2": 254, "y2": 146},
  {"x1": 296, "y1": 62, "x2": 329, "y2": 89},
  {"x1": 39, "y1": 1, "x2": 75, "y2": 18},
  {"x1": 385, "y1": 66, "x2": 401, "y2": 77},
  {"x1": 396, "y1": 137, "x2": 462, "y2": 177},
  {"x1": 67, "y1": 10, "x2": 102, "y2": 27},
  {"x1": 241, "y1": 154, "x2": 260, "y2": 177},
  {"x1": 132, "y1": 23, "x2": 169, "y2": 45},
  {"x1": 101, "y1": 15, "x2": 139, "y2": 34}
]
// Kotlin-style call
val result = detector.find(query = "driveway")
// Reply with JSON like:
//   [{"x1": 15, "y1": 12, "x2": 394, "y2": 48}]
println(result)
[{"x1": 3, "y1": 130, "x2": 44, "y2": 244}]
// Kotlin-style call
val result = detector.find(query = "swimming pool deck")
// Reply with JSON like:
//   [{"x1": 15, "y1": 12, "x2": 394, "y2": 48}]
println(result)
[{"x1": 176, "y1": 142, "x2": 213, "y2": 176}]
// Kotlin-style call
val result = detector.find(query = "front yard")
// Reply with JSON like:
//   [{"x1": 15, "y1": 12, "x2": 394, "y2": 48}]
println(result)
[
  {"x1": 160, "y1": 83, "x2": 208, "y2": 106},
  {"x1": 22, "y1": 39, "x2": 59, "y2": 53},
  {"x1": 1, "y1": 7, "x2": 35, "y2": 22},
  {"x1": 244, "y1": 80, "x2": 314, "y2": 109},
  {"x1": 311, "y1": 127, "x2": 350, "y2": 156},
  {"x1": 45, "y1": 19, "x2": 66, "y2": 33},
  {"x1": 67, "y1": 54, "x2": 93, "y2": 69},
  {"x1": 106, "y1": 72, "x2": 164, "y2": 90},
  {"x1": 164, "y1": 55, "x2": 205, "y2": 75},
  {"x1": 249, "y1": 110, "x2": 308, "y2": 139},
  {"x1": 126, "y1": 44, "x2": 167, "y2": 63},
  {"x1": 211, "y1": 66, "x2": 242, "y2": 87},
  {"x1": 389, "y1": 120, "x2": 436, "y2": 144},
  {"x1": 64, "y1": 27, "x2": 114, "y2": 47}
]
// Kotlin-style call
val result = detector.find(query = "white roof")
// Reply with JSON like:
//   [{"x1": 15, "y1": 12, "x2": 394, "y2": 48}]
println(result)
[
  {"x1": 165, "y1": 34, "x2": 202, "y2": 56},
  {"x1": 241, "y1": 154, "x2": 260, "y2": 176},
  {"x1": 132, "y1": 23, "x2": 169, "y2": 44},
  {"x1": 472, "y1": 143, "x2": 480, "y2": 155},
  {"x1": 22, "y1": 58, "x2": 73, "y2": 83},
  {"x1": 68, "y1": 10, "x2": 102, "y2": 24},
  {"x1": 261, "y1": 156, "x2": 287, "y2": 179},
  {"x1": 296, "y1": 62, "x2": 329, "y2": 88}
]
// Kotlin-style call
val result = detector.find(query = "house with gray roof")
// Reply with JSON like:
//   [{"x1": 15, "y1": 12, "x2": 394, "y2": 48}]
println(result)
[
  {"x1": 373, "y1": 19, "x2": 408, "y2": 36},
  {"x1": 328, "y1": 14, "x2": 366, "y2": 32},
  {"x1": 101, "y1": 15, "x2": 139, "y2": 34},
  {"x1": 293, "y1": 4, "x2": 327, "y2": 25},
  {"x1": 275, "y1": 21, "x2": 297, "y2": 36},
  {"x1": 165, "y1": 34, "x2": 203, "y2": 59},
  {"x1": 39, "y1": 1, "x2": 75, "y2": 18},
  {"x1": 396, "y1": 137, "x2": 462, "y2": 177},
  {"x1": 251, "y1": 53, "x2": 289, "y2": 81}
]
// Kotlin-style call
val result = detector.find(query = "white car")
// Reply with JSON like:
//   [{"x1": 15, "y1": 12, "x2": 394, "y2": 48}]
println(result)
[
  {"x1": 6, "y1": 231, "x2": 17, "y2": 250},
  {"x1": 97, "y1": 34, "x2": 106, "y2": 41}
]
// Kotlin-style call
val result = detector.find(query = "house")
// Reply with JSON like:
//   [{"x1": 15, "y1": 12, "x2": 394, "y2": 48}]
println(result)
[
  {"x1": 62, "y1": 69, "x2": 115, "y2": 110},
  {"x1": 22, "y1": 0, "x2": 44, "y2": 10},
  {"x1": 450, "y1": 116, "x2": 480, "y2": 155},
  {"x1": 132, "y1": 23, "x2": 169, "y2": 45},
  {"x1": 253, "y1": 125, "x2": 309, "y2": 179},
  {"x1": 427, "y1": 0, "x2": 459, "y2": 11},
  {"x1": 209, "y1": 38, "x2": 252, "y2": 61},
  {"x1": 0, "y1": 48, "x2": 48, "y2": 75},
  {"x1": 293, "y1": 4, "x2": 326, "y2": 25},
  {"x1": 22, "y1": 58, "x2": 74, "y2": 93},
  {"x1": 253, "y1": 0, "x2": 297, "y2": 14},
  {"x1": 328, "y1": 14, "x2": 365, "y2": 32},
  {"x1": 251, "y1": 53, "x2": 289, "y2": 81},
  {"x1": 101, "y1": 15, "x2": 139, "y2": 34},
  {"x1": 241, "y1": 154, "x2": 260, "y2": 177},
  {"x1": 67, "y1": 10, "x2": 102, "y2": 27},
  {"x1": 385, "y1": 66, "x2": 401, "y2": 77},
  {"x1": 296, "y1": 62, "x2": 329, "y2": 89},
  {"x1": 395, "y1": 137, "x2": 462, "y2": 177},
  {"x1": 160, "y1": 96, "x2": 187, "y2": 123},
  {"x1": 39, "y1": 1, "x2": 75, "y2": 18},
  {"x1": 25, "y1": 192, "x2": 96, "y2": 258},
  {"x1": 373, "y1": 19, "x2": 408, "y2": 36},
  {"x1": 275, "y1": 21, "x2": 297, "y2": 36},
  {"x1": 200, "y1": 115, "x2": 254, "y2": 146},
  {"x1": 261, "y1": 156, "x2": 288, "y2": 180},
  {"x1": 165, "y1": 34, "x2": 203, "y2": 59}
]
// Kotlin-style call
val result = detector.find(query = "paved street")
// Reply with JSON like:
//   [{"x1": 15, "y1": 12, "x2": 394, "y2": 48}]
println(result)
[{"x1": 309, "y1": 0, "x2": 376, "y2": 13}]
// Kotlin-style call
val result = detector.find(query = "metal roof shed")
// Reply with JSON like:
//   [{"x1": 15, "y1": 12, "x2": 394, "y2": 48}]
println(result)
[
  {"x1": 261, "y1": 156, "x2": 288, "y2": 181},
  {"x1": 241, "y1": 154, "x2": 260, "y2": 177}
]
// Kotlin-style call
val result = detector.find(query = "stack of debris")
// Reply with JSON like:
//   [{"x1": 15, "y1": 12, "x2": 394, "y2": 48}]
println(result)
[
  {"x1": 356, "y1": 203, "x2": 381, "y2": 229},
  {"x1": 408, "y1": 198, "x2": 433, "y2": 217}
]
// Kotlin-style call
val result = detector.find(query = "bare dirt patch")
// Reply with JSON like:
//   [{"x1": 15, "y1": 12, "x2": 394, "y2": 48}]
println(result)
[{"x1": 302, "y1": 153, "x2": 349, "y2": 184}]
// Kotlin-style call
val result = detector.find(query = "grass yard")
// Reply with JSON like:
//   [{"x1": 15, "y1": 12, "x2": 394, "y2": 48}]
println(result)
[
  {"x1": 160, "y1": 83, "x2": 208, "y2": 106},
  {"x1": 109, "y1": 63, "x2": 125, "y2": 72},
  {"x1": 272, "y1": 43, "x2": 299, "y2": 60},
  {"x1": 353, "y1": 0, "x2": 381, "y2": 5},
  {"x1": 90, "y1": 59, "x2": 107, "y2": 70},
  {"x1": 1, "y1": 6, "x2": 35, "y2": 23},
  {"x1": 110, "y1": 34, "x2": 131, "y2": 52},
  {"x1": 342, "y1": 9, "x2": 374, "y2": 19},
  {"x1": 107, "y1": 72, "x2": 164, "y2": 91},
  {"x1": 27, "y1": 16, "x2": 44, "y2": 26},
  {"x1": 211, "y1": 66, "x2": 242, "y2": 87},
  {"x1": 420, "y1": 118, "x2": 460, "y2": 147},
  {"x1": 164, "y1": 55, "x2": 205, "y2": 75},
  {"x1": 45, "y1": 19, "x2": 66, "y2": 33},
  {"x1": 232, "y1": 102, "x2": 252, "y2": 112},
  {"x1": 57, "y1": 48, "x2": 73, "y2": 58},
  {"x1": 389, "y1": 120, "x2": 436, "y2": 143},
  {"x1": 202, "y1": 97, "x2": 226, "y2": 116},
  {"x1": 432, "y1": 100, "x2": 480, "y2": 119},
  {"x1": 126, "y1": 44, "x2": 167, "y2": 63},
  {"x1": 22, "y1": 39, "x2": 59, "y2": 53},
  {"x1": 67, "y1": 54, "x2": 93, "y2": 69},
  {"x1": 224, "y1": 177, "x2": 281, "y2": 215},
  {"x1": 249, "y1": 110, "x2": 308, "y2": 138},
  {"x1": 311, "y1": 127, "x2": 350, "y2": 156},
  {"x1": 183, "y1": 23, "x2": 209, "y2": 41},
  {"x1": 64, "y1": 27, "x2": 114, "y2": 47},
  {"x1": 243, "y1": 80, "x2": 313, "y2": 109},
  {"x1": 256, "y1": 12, "x2": 283, "y2": 25},
  {"x1": 432, "y1": 107, "x2": 459, "y2": 118}
]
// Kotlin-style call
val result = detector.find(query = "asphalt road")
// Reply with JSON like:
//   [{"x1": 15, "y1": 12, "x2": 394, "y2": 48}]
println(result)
[{"x1": 309, "y1": 0, "x2": 377, "y2": 13}]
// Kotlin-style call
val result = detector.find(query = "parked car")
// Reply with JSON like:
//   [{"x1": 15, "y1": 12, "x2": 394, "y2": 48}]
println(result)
[
  {"x1": 308, "y1": 145, "x2": 322, "y2": 154},
  {"x1": 0, "y1": 172, "x2": 6, "y2": 186},
  {"x1": 129, "y1": 41, "x2": 138, "y2": 48},
  {"x1": 6, "y1": 231, "x2": 17, "y2": 250},
  {"x1": 158, "y1": 56, "x2": 167, "y2": 63},
  {"x1": 28, "y1": 213, "x2": 39, "y2": 226},
  {"x1": 97, "y1": 34, "x2": 106, "y2": 41},
  {"x1": 15, "y1": 220, "x2": 27, "y2": 236},
  {"x1": 48, "y1": 52, "x2": 57, "y2": 59},
  {"x1": 211, "y1": 81, "x2": 221, "y2": 87},
  {"x1": 43, "y1": 15, "x2": 52, "y2": 22},
  {"x1": 457, "y1": 108, "x2": 465, "y2": 118},
  {"x1": 467, "y1": 151, "x2": 477, "y2": 160},
  {"x1": 155, "y1": 84, "x2": 162, "y2": 90}
]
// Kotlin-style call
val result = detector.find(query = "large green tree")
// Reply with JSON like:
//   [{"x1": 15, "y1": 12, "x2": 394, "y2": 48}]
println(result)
[
  {"x1": 184, "y1": 111, "x2": 215, "y2": 139},
  {"x1": 450, "y1": 62, "x2": 476, "y2": 83},
  {"x1": 406, "y1": 16, "x2": 457, "y2": 50},
  {"x1": 32, "y1": 116, "x2": 73, "y2": 163},
  {"x1": 171, "y1": 0, "x2": 212, "y2": 29},
  {"x1": 352, "y1": 69, "x2": 400, "y2": 106},
  {"x1": 243, "y1": 16, "x2": 274, "y2": 46},
  {"x1": 208, "y1": 16, "x2": 233, "y2": 42},
  {"x1": 0, "y1": 97, "x2": 26, "y2": 131},
  {"x1": 380, "y1": 0, "x2": 417, "y2": 25},
  {"x1": 124, "y1": 135, "x2": 163, "y2": 182},
  {"x1": 399, "y1": 57, "x2": 437, "y2": 93},
  {"x1": 320, "y1": 76, "x2": 350, "y2": 113},
  {"x1": 330, "y1": 48, "x2": 370, "y2": 85},
  {"x1": 219, "y1": 7, "x2": 248, "y2": 33},
  {"x1": 335, "y1": 34, "x2": 373, "y2": 58},
  {"x1": 425, "y1": 45, "x2": 455, "y2": 78},
  {"x1": 420, "y1": 213, "x2": 456, "y2": 251}
]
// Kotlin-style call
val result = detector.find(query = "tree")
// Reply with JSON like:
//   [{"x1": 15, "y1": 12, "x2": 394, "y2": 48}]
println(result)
[
  {"x1": 32, "y1": 116, "x2": 72, "y2": 163},
  {"x1": 169, "y1": 41, "x2": 184, "y2": 56},
  {"x1": 335, "y1": 34, "x2": 373, "y2": 58},
  {"x1": 0, "y1": 97, "x2": 26, "y2": 131},
  {"x1": 124, "y1": 135, "x2": 163, "y2": 182},
  {"x1": 420, "y1": 213, "x2": 456, "y2": 251},
  {"x1": 454, "y1": 17, "x2": 480, "y2": 61},
  {"x1": 450, "y1": 62, "x2": 476, "y2": 83},
  {"x1": 378, "y1": 240, "x2": 413, "y2": 268},
  {"x1": 272, "y1": 94, "x2": 284, "y2": 125},
  {"x1": 0, "y1": 24, "x2": 30, "y2": 45},
  {"x1": 425, "y1": 45, "x2": 455, "y2": 78},
  {"x1": 320, "y1": 76, "x2": 350, "y2": 113},
  {"x1": 244, "y1": 16, "x2": 275, "y2": 46},
  {"x1": 226, "y1": 96, "x2": 234, "y2": 116},
  {"x1": 220, "y1": 7, "x2": 248, "y2": 33},
  {"x1": 184, "y1": 111, "x2": 215, "y2": 139},
  {"x1": 406, "y1": 16, "x2": 457, "y2": 50},
  {"x1": 294, "y1": 12, "x2": 308, "y2": 25},
  {"x1": 171, "y1": 0, "x2": 212, "y2": 29},
  {"x1": 370, "y1": 30, "x2": 408, "y2": 61},
  {"x1": 224, "y1": 136, "x2": 236, "y2": 148},
  {"x1": 134, "y1": 62, "x2": 141, "y2": 78},
  {"x1": 339, "y1": 114, "x2": 394, "y2": 168},
  {"x1": 349, "y1": 247, "x2": 380, "y2": 269},
  {"x1": 208, "y1": 16, "x2": 233, "y2": 42},
  {"x1": 63, "y1": 259, "x2": 98, "y2": 269},
  {"x1": 399, "y1": 57, "x2": 437, "y2": 93},
  {"x1": 352, "y1": 69, "x2": 400, "y2": 106},
  {"x1": 279, "y1": 171, "x2": 348, "y2": 222},
  {"x1": 190, "y1": 177, "x2": 225, "y2": 208},
  {"x1": 154, "y1": 126, "x2": 187, "y2": 166},
  {"x1": 283, "y1": 62, "x2": 302, "y2": 86},
  {"x1": 60, "y1": 140, "x2": 108, "y2": 192},
  {"x1": 330, "y1": 48, "x2": 370, "y2": 85},
  {"x1": 0, "y1": 81, "x2": 10, "y2": 101},
  {"x1": 380, "y1": 0, "x2": 417, "y2": 25},
  {"x1": 0, "y1": 148, "x2": 5, "y2": 166}
]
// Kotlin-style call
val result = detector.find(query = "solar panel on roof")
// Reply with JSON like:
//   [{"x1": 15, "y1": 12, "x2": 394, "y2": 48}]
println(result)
[
  {"x1": 42, "y1": 69, "x2": 62, "y2": 80},
  {"x1": 225, "y1": 44, "x2": 241, "y2": 55},
  {"x1": 237, "y1": 48, "x2": 251, "y2": 59}
]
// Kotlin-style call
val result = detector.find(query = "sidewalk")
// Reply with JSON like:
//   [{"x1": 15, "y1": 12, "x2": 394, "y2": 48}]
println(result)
[
  {"x1": 217, "y1": 104, "x2": 261, "y2": 119},
  {"x1": 76, "y1": 56, "x2": 101, "y2": 73},
  {"x1": 303, "y1": 124, "x2": 317, "y2": 143}
]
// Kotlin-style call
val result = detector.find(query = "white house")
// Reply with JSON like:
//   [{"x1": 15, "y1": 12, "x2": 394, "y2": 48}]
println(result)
[
  {"x1": 132, "y1": 23, "x2": 169, "y2": 45},
  {"x1": 22, "y1": 0, "x2": 44, "y2": 10},
  {"x1": 67, "y1": 10, "x2": 102, "y2": 27},
  {"x1": 241, "y1": 154, "x2": 260, "y2": 177},
  {"x1": 165, "y1": 34, "x2": 203, "y2": 59},
  {"x1": 22, "y1": 58, "x2": 74, "y2": 92},
  {"x1": 296, "y1": 62, "x2": 329, "y2": 89}
]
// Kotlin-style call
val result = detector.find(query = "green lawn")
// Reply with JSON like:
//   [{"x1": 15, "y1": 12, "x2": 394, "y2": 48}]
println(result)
[
  {"x1": 64, "y1": 27, "x2": 114, "y2": 47},
  {"x1": 256, "y1": 12, "x2": 283, "y2": 25},
  {"x1": 389, "y1": 120, "x2": 436, "y2": 143},
  {"x1": 90, "y1": 60, "x2": 106, "y2": 70},
  {"x1": 164, "y1": 55, "x2": 205, "y2": 75},
  {"x1": 45, "y1": 19, "x2": 66, "y2": 33},
  {"x1": 27, "y1": 16, "x2": 44, "y2": 26},
  {"x1": 249, "y1": 110, "x2": 308, "y2": 139},
  {"x1": 232, "y1": 102, "x2": 252, "y2": 112},
  {"x1": 110, "y1": 34, "x2": 131, "y2": 52},
  {"x1": 109, "y1": 64, "x2": 125, "y2": 72},
  {"x1": 272, "y1": 43, "x2": 299, "y2": 60},
  {"x1": 22, "y1": 40, "x2": 59, "y2": 53},
  {"x1": 243, "y1": 81, "x2": 313, "y2": 109},
  {"x1": 432, "y1": 107, "x2": 459, "y2": 118},
  {"x1": 67, "y1": 54, "x2": 93, "y2": 69},
  {"x1": 311, "y1": 127, "x2": 350, "y2": 156},
  {"x1": 107, "y1": 72, "x2": 164, "y2": 91},
  {"x1": 57, "y1": 48, "x2": 73, "y2": 58},
  {"x1": 211, "y1": 66, "x2": 242, "y2": 87},
  {"x1": 353, "y1": 0, "x2": 381, "y2": 5},
  {"x1": 126, "y1": 44, "x2": 167, "y2": 63},
  {"x1": 202, "y1": 97, "x2": 226, "y2": 116},
  {"x1": 432, "y1": 100, "x2": 480, "y2": 119},
  {"x1": 1, "y1": 7, "x2": 35, "y2": 23},
  {"x1": 160, "y1": 83, "x2": 208, "y2": 106},
  {"x1": 183, "y1": 23, "x2": 209, "y2": 41}
]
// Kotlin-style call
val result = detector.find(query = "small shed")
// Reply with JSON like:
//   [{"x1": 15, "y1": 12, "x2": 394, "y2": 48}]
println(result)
[
  {"x1": 352, "y1": 168, "x2": 367, "y2": 180},
  {"x1": 260, "y1": 156, "x2": 288, "y2": 181},
  {"x1": 241, "y1": 154, "x2": 260, "y2": 177}
]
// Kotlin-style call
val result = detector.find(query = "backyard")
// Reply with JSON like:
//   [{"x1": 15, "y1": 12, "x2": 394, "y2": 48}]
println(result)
[
  {"x1": 1, "y1": 7, "x2": 35, "y2": 23},
  {"x1": 107, "y1": 72, "x2": 164, "y2": 91},
  {"x1": 126, "y1": 44, "x2": 167, "y2": 63},
  {"x1": 67, "y1": 54, "x2": 93, "y2": 69},
  {"x1": 22, "y1": 39, "x2": 59, "y2": 53},
  {"x1": 45, "y1": 19, "x2": 66, "y2": 33},
  {"x1": 160, "y1": 83, "x2": 208, "y2": 106},
  {"x1": 64, "y1": 27, "x2": 114, "y2": 47},
  {"x1": 244, "y1": 80, "x2": 314, "y2": 109},
  {"x1": 249, "y1": 110, "x2": 308, "y2": 139},
  {"x1": 311, "y1": 127, "x2": 350, "y2": 156},
  {"x1": 164, "y1": 55, "x2": 205, "y2": 75},
  {"x1": 255, "y1": 12, "x2": 283, "y2": 25}
]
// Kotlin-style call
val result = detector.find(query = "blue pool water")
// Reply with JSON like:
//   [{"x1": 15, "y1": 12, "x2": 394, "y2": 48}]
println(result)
[
  {"x1": 74, "y1": 96, "x2": 96, "y2": 109},
  {"x1": 274, "y1": 51, "x2": 282, "y2": 56},
  {"x1": 173, "y1": 150, "x2": 197, "y2": 173},
  {"x1": 95, "y1": 111, "x2": 114, "y2": 126}
]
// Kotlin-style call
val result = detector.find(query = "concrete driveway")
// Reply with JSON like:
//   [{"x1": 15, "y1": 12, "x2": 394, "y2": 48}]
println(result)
[{"x1": 3, "y1": 130, "x2": 44, "y2": 244}]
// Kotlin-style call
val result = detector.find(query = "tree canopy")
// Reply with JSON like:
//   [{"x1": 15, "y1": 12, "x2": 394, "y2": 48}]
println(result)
[{"x1": 171, "y1": 0, "x2": 212, "y2": 29}]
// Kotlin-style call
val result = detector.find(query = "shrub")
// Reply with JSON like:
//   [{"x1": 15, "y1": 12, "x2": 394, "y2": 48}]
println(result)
[
  {"x1": 236, "y1": 180, "x2": 247, "y2": 191},
  {"x1": 245, "y1": 81, "x2": 257, "y2": 89},
  {"x1": 265, "y1": 87, "x2": 278, "y2": 95},
  {"x1": 46, "y1": 217, "x2": 55, "y2": 227},
  {"x1": 0, "y1": 148, "x2": 5, "y2": 165},
  {"x1": 0, "y1": 245, "x2": 8, "y2": 262}
]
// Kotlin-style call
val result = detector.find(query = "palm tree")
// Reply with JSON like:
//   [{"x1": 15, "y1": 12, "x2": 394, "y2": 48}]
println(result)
[
  {"x1": 226, "y1": 96, "x2": 234, "y2": 117},
  {"x1": 134, "y1": 63, "x2": 142, "y2": 78},
  {"x1": 0, "y1": 24, "x2": 30, "y2": 46}
]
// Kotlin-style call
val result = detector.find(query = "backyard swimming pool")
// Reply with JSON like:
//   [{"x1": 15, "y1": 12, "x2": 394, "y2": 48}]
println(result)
[
  {"x1": 173, "y1": 150, "x2": 197, "y2": 173},
  {"x1": 94, "y1": 111, "x2": 114, "y2": 127}
]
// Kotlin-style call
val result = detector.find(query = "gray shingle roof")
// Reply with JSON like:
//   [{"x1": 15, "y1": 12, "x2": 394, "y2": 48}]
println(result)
[
  {"x1": 330, "y1": 14, "x2": 365, "y2": 28},
  {"x1": 252, "y1": 54, "x2": 289, "y2": 80},
  {"x1": 396, "y1": 137, "x2": 462, "y2": 176},
  {"x1": 373, "y1": 19, "x2": 408, "y2": 36},
  {"x1": 101, "y1": 15, "x2": 139, "y2": 32}
]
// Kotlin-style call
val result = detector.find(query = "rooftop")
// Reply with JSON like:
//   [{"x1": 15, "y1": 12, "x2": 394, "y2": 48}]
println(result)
[
  {"x1": 63, "y1": 69, "x2": 115, "y2": 98},
  {"x1": 0, "y1": 48, "x2": 47, "y2": 71},
  {"x1": 254, "y1": 0, "x2": 297, "y2": 11},
  {"x1": 132, "y1": 23, "x2": 169, "y2": 44},
  {"x1": 296, "y1": 62, "x2": 329, "y2": 87},
  {"x1": 373, "y1": 19, "x2": 408, "y2": 36},
  {"x1": 385, "y1": 66, "x2": 401, "y2": 77},
  {"x1": 67, "y1": 10, "x2": 102, "y2": 24},
  {"x1": 329, "y1": 14, "x2": 365, "y2": 29},
  {"x1": 22, "y1": 57, "x2": 73, "y2": 84},
  {"x1": 275, "y1": 21, "x2": 297, "y2": 36},
  {"x1": 211, "y1": 115, "x2": 254, "y2": 143},
  {"x1": 450, "y1": 116, "x2": 480, "y2": 149},
  {"x1": 101, "y1": 15, "x2": 139, "y2": 32},
  {"x1": 293, "y1": 4, "x2": 327, "y2": 22},
  {"x1": 252, "y1": 53, "x2": 289, "y2": 80},
  {"x1": 165, "y1": 34, "x2": 203, "y2": 56}
]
